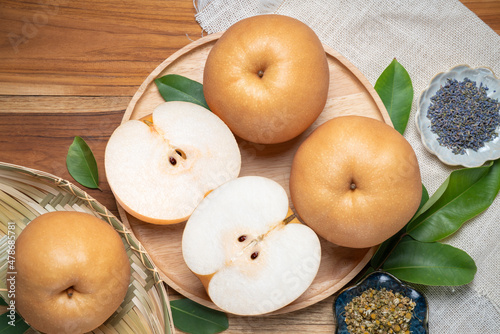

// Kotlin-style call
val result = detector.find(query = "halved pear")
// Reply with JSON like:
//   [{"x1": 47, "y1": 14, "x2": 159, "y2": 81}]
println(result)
[
  {"x1": 182, "y1": 176, "x2": 321, "y2": 315},
  {"x1": 105, "y1": 101, "x2": 241, "y2": 224}
]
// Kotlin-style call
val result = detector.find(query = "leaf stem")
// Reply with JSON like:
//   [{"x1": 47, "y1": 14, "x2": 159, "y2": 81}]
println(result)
[{"x1": 374, "y1": 232, "x2": 408, "y2": 271}]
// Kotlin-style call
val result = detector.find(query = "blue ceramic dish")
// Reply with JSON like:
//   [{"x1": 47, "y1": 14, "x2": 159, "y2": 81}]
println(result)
[{"x1": 333, "y1": 271, "x2": 429, "y2": 333}]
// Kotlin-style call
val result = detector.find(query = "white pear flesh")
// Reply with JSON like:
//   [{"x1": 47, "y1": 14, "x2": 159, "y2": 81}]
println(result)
[
  {"x1": 105, "y1": 101, "x2": 241, "y2": 224},
  {"x1": 182, "y1": 176, "x2": 321, "y2": 315}
]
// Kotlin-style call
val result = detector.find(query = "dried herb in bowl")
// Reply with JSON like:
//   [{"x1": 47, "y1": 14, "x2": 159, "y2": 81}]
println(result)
[
  {"x1": 344, "y1": 288, "x2": 416, "y2": 334},
  {"x1": 426, "y1": 77, "x2": 500, "y2": 155},
  {"x1": 333, "y1": 271, "x2": 428, "y2": 333}
]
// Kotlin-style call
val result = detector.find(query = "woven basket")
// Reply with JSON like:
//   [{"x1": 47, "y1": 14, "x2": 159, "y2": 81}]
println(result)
[{"x1": 0, "y1": 162, "x2": 175, "y2": 334}]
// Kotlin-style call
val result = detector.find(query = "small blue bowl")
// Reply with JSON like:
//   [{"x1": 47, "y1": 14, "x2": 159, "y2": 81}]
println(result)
[{"x1": 333, "y1": 271, "x2": 429, "y2": 333}]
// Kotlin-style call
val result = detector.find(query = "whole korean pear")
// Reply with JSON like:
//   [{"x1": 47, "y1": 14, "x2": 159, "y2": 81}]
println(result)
[
  {"x1": 290, "y1": 116, "x2": 422, "y2": 248},
  {"x1": 203, "y1": 14, "x2": 329, "y2": 144},
  {"x1": 11, "y1": 211, "x2": 130, "y2": 334}
]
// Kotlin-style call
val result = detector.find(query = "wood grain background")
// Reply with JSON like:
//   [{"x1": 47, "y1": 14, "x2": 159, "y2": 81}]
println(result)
[{"x1": 0, "y1": 1, "x2": 498, "y2": 333}]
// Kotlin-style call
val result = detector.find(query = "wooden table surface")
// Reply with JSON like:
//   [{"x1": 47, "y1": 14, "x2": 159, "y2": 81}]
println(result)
[{"x1": 0, "y1": 1, "x2": 498, "y2": 333}]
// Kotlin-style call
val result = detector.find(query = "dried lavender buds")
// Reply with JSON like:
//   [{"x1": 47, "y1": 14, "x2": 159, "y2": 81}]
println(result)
[
  {"x1": 426, "y1": 77, "x2": 500, "y2": 155},
  {"x1": 344, "y1": 288, "x2": 416, "y2": 334}
]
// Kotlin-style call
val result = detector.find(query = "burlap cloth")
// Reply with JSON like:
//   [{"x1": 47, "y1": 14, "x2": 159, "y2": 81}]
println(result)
[{"x1": 194, "y1": 0, "x2": 500, "y2": 332}]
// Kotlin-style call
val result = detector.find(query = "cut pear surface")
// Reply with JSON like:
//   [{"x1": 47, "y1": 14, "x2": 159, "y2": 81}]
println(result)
[
  {"x1": 182, "y1": 176, "x2": 321, "y2": 315},
  {"x1": 105, "y1": 101, "x2": 241, "y2": 224}
]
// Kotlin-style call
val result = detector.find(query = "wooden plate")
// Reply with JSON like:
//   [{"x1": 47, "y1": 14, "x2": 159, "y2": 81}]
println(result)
[{"x1": 118, "y1": 32, "x2": 391, "y2": 315}]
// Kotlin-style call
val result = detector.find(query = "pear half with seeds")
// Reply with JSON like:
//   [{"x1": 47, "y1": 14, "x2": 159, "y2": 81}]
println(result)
[
  {"x1": 182, "y1": 176, "x2": 321, "y2": 315},
  {"x1": 105, "y1": 101, "x2": 241, "y2": 224}
]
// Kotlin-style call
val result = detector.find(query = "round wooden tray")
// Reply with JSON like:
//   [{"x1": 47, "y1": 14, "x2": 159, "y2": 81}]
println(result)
[{"x1": 118, "y1": 32, "x2": 391, "y2": 315}]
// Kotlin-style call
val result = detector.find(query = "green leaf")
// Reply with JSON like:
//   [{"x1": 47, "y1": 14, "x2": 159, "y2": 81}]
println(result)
[
  {"x1": 374, "y1": 59, "x2": 413, "y2": 135},
  {"x1": 0, "y1": 311, "x2": 30, "y2": 334},
  {"x1": 155, "y1": 74, "x2": 210, "y2": 110},
  {"x1": 407, "y1": 160, "x2": 500, "y2": 242},
  {"x1": 370, "y1": 228, "x2": 406, "y2": 270},
  {"x1": 370, "y1": 183, "x2": 429, "y2": 269},
  {"x1": 66, "y1": 136, "x2": 100, "y2": 189},
  {"x1": 411, "y1": 175, "x2": 455, "y2": 222},
  {"x1": 170, "y1": 298, "x2": 228, "y2": 334},
  {"x1": 383, "y1": 238, "x2": 477, "y2": 286},
  {"x1": 356, "y1": 267, "x2": 375, "y2": 283},
  {"x1": 417, "y1": 183, "x2": 430, "y2": 213}
]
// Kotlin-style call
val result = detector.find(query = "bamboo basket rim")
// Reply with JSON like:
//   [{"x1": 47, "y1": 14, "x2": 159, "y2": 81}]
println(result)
[{"x1": 0, "y1": 161, "x2": 175, "y2": 334}]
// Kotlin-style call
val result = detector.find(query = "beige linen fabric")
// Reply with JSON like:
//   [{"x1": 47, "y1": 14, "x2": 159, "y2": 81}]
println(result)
[{"x1": 195, "y1": 0, "x2": 500, "y2": 332}]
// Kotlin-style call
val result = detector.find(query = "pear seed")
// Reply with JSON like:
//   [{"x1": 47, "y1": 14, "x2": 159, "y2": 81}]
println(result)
[{"x1": 175, "y1": 149, "x2": 186, "y2": 159}]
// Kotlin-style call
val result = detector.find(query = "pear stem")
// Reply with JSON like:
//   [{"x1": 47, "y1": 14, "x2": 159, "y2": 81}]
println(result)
[{"x1": 283, "y1": 213, "x2": 297, "y2": 225}]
